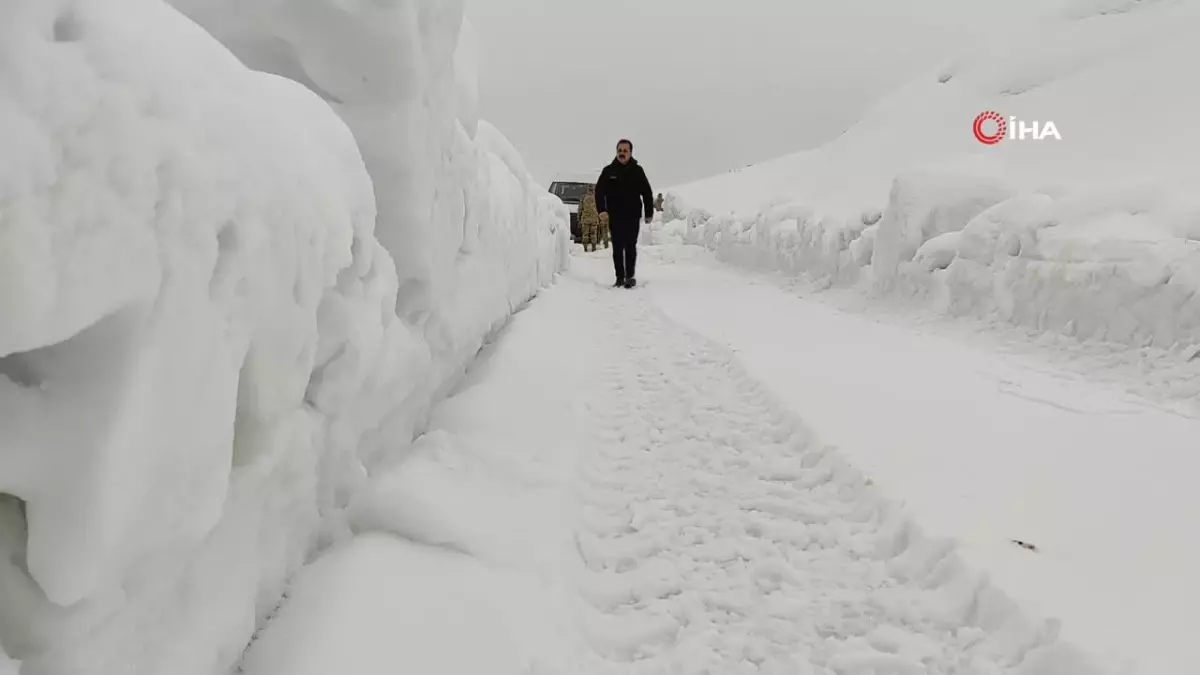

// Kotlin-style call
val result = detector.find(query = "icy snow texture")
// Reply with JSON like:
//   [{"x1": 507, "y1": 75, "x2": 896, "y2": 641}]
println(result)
[
  {"x1": 665, "y1": 0, "x2": 1200, "y2": 353},
  {"x1": 0, "y1": 0, "x2": 566, "y2": 673}
]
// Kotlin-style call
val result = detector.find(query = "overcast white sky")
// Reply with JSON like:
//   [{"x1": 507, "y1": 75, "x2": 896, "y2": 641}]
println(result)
[{"x1": 465, "y1": 0, "x2": 1047, "y2": 189}]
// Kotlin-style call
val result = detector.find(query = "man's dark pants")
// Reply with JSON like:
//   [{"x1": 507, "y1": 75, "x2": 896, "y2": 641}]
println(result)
[{"x1": 610, "y1": 217, "x2": 640, "y2": 281}]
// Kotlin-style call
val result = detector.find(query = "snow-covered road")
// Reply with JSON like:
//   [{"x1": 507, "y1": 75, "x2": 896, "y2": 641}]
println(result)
[
  {"x1": 630, "y1": 244, "x2": 1198, "y2": 675},
  {"x1": 236, "y1": 244, "x2": 1189, "y2": 675}
]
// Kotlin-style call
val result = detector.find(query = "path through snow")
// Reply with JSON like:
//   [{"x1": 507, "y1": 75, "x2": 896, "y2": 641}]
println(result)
[
  {"x1": 616, "y1": 243, "x2": 1199, "y2": 675},
  {"x1": 240, "y1": 251, "x2": 1105, "y2": 675}
]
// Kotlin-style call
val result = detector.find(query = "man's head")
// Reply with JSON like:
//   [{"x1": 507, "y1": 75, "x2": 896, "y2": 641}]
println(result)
[{"x1": 615, "y1": 139, "x2": 633, "y2": 164}]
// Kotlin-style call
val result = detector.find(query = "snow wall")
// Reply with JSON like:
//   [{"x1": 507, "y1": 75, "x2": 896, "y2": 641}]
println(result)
[
  {"x1": 662, "y1": 0, "x2": 1200, "y2": 356},
  {"x1": 0, "y1": 1, "x2": 569, "y2": 674}
]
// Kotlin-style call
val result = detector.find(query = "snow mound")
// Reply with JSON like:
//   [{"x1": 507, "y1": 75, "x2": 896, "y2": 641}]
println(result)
[
  {"x1": 665, "y1": 0, "x2": 1200, "y2": 352},
  {"x1": 0, "y1": 1, "x2": 566, "y2": 673}
]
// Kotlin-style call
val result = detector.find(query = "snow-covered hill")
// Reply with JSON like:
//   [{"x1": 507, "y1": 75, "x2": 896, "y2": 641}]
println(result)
[
  {"x1": 0, "y1": 1, "x2": 566, "y2": 673},
  {"x1": 664, "y1": 0, "x2": 1200, "y2": 356}
]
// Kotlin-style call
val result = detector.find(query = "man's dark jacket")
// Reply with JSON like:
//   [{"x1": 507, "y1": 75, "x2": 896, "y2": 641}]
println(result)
[{"x1": 595, "y1": 158, "x2": 654, "y2": 223}]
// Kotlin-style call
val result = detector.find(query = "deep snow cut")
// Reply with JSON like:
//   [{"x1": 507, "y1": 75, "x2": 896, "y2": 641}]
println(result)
[
  {"x1": 0, "y1": 1, "x2": 566, "y2": 673},
  {"x1": 663, "y1": 0, "x2": 1200, "y2": 355}
]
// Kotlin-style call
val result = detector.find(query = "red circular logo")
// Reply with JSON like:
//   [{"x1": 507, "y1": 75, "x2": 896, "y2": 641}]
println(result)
[{"x1": 973, "y1": 111, "x2": 1006, "y2": 145}]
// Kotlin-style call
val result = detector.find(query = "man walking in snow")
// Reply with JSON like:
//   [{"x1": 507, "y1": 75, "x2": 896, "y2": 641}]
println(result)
[{"x1": 595, "y1": 138, "x2": 654, "y2": 288}]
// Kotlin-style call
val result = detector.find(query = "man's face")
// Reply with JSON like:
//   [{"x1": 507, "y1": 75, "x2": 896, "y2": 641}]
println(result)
[{"x1": 616, "y1": 143, "x2": 631, "y2": 163}]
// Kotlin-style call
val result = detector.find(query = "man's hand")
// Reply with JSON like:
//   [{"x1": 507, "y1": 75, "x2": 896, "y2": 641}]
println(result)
[{"x1": 644, "y1": 215, "x2": 652, "y2": 225}]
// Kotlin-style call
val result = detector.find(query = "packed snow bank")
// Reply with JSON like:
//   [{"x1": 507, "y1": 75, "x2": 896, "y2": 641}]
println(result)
[
  {"x1": 0, "y1": 1, "x2": 565, "y2": 674},
  {"x1": 240, "y1": 287, "x2": 595, "y2": 674},
  {"x1": 664, "y1": 0, "x2": 1200, "y2": 353},
  {"x1": 168, "y1": 0, "x2": 571, "y2": 400}
]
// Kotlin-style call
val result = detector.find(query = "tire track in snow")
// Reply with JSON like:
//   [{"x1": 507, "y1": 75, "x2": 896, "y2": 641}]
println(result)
[{"x1": 568, "y1": 270, "x2": 1098, "y2": 674}]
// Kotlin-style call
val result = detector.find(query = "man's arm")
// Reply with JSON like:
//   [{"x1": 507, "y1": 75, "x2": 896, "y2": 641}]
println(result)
[{"x1": 639, "y1": 166, "x2": 654, "y2": 219}]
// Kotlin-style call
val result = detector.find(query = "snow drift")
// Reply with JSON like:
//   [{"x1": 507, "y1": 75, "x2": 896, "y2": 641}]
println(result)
[
  {"x1": 664, "y1": 0, "x2": 1200, "y2": 353},
  {"x1": 0, "y1": 1, "x2": 566, "y2": 674}
]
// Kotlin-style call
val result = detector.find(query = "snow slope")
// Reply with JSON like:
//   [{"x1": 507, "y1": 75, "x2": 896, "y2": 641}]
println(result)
[
  {"x1": 0, "y1": 1, "x2": 565, "y2": 673},
  {"x1": 664, "y1": 0, "x2": 1200, "y2": 356}
]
